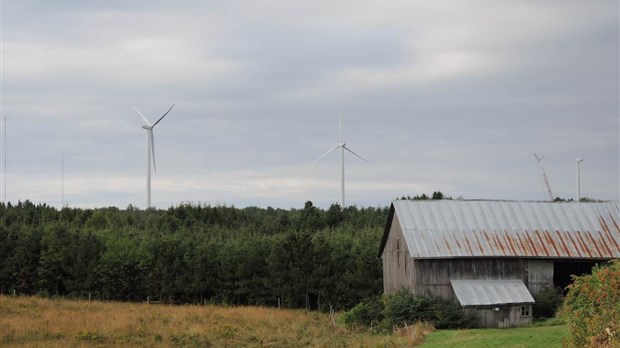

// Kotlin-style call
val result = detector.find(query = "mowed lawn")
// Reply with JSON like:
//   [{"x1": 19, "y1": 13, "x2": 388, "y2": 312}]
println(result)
[
  {"x1": 0, "y1": 295, "x2": 408, "y2": 347},
  {"x1": 420, "y1": 325, "x2": 568, "y2": 348}
]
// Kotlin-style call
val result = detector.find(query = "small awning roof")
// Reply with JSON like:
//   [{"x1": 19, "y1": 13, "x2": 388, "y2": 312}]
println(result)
[{"x1": 450, "y1": 279, "x2": 535, "y2": 307}]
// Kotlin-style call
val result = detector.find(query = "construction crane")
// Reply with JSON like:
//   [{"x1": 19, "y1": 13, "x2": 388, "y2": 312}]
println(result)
[{"x1": 534, "y1": 153, "x2": 554, "y2": 201}]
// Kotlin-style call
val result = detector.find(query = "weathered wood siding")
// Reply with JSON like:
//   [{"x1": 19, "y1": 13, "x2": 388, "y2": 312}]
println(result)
[
  {"x1": 409, "y1": 259, "x2": 553, "y2": 298},
  {"x1": 382, "y1": 214, "x2": 415, "y2": 294},
  {"x1": 413, "y1": 258, "x2": 529, "y2": 299},
  {"x1": 464, "y1": 305, "x2": 532, "y2": 328},
  {"x1": 527, "y1": 260, "x2": 554, "y2": 295}
]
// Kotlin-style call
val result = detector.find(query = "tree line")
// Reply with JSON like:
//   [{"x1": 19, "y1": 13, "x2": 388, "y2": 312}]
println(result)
[{"x1": 0, "y1": 200, "x2": 388, "y2": 311}]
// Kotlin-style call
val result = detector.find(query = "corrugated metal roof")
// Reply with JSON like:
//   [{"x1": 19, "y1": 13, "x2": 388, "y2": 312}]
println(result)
[
  {"x1": 451, "y1": 279, "x2": 535, "y2": 306},
  {"x1": 388, "y1": 200, "x2": 620, "y2": 259}
]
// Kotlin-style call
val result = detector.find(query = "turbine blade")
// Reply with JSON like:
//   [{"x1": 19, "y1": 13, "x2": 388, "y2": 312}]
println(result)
[
  {"x1": 312, "y1": 144, "x2": 341, "y2": 165},
  {"x1": 132, "y1": 105, "x2": 151, "y2": 126},
  {"x1": 343, "y1": 145, "x2": 369, "y2": 162},
  {"x1": 152, "y1": 104, "x2": 175, "y2": 128},
  {"x1": 339, "y1": 116, "x2": 343, "y2": 143},
  {"x1": 150, "y1": 131, "x2": 156, "y2": 173}
]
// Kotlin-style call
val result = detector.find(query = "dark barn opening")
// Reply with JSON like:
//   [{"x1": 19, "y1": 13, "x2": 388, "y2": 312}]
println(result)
[{"x1": 553, "y1": 260, "x2": 600, "y2": 293}]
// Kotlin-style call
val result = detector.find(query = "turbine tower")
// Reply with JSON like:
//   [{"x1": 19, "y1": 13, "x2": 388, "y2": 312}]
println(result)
[
  {"x1": 313, "y1": 117, "x2": 367, "y2": 209},
  {"x1": 132, "y1": 104, "x2": 175, "y2": 209}
]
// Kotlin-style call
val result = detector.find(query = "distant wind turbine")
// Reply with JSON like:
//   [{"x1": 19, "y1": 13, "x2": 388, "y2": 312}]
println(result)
[
  {"x1": 132, "y1": 104, "x2": 175, "y2": 209},
  {"x1": 313, "y1": 117, "x2": 368, "y2": 209}
]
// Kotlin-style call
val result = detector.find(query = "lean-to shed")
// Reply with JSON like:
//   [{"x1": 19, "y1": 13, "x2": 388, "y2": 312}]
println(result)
[{"x1": 378, "y1": 200, "x2": 620, "y2": 328}]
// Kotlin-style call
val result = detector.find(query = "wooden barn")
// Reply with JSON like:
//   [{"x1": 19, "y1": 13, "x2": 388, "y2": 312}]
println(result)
[{"x1": 378, "y1": 200, "x2": 620, "y2": 328}]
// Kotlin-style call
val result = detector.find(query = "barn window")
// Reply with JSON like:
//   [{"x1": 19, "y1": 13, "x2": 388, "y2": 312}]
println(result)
[
  {"x1": 396, "y1": 239, "x2": 400, "y2": 267},
  {"x1": 521, "y1": 305, "x2": 530, "y2": 316}
]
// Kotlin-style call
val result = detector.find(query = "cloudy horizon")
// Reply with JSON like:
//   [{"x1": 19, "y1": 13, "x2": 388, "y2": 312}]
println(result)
[{"x1": 1, "y1": 0, "x2": 618, "y2": 210}]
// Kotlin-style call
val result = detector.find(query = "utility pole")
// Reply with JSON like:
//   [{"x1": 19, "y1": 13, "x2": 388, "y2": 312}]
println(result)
[
  {"x1": 2, "y1": 116, "x2": 5, "y2": 203},
  {"x1": 0, "y1": 0, "x2": 5, "y2": 225},
  {"x1": 61, "y1": 153, "x2": 64, "y2": 208}
]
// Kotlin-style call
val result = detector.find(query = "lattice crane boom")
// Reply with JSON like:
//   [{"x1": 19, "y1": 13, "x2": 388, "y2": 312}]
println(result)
[{"x1": 534, "y1": 153, "x2": 554, "y2": 201}]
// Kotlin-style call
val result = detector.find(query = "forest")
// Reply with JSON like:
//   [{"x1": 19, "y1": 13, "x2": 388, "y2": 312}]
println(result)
[{"x1": 0, "y1": 200, "x2": 390, "y2": 311}]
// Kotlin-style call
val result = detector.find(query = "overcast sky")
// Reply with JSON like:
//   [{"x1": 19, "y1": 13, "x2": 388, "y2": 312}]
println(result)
[{"x1": 1, "y1": 0, "x2": 618, "y2": 209}]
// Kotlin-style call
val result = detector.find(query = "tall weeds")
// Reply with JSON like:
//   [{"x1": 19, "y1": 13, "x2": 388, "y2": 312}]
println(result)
[{"x1": 0, "y1": 295, "x2": 411, "y2": 347}]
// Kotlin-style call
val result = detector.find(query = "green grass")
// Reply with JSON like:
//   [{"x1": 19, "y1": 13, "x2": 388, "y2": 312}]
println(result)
[{"x1": 420, "y1": 325, "x2": 568, "y2": 348}]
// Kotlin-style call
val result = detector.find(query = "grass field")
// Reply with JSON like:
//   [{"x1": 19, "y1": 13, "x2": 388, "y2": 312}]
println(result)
[
  {"x1": 0, "y1": 295, "x2": 411, "y2": 347},
  {"x1": 420, "y1": 325, "x2": 568, "y2": 348},
  {"x1": 0, "y1": 295, "x2": 569, "y2": 347}
]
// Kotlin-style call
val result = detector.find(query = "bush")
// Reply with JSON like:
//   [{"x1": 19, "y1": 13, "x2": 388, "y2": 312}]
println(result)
[
  {"x1": 342, "y1": 290, "x2": 475, "y2": 332},
  {"x1": 381, "y1": 290, "x2": 434, "y2": 329},
  {"x1": 431, "y1": 297, "x2": 477, "y2": 329},
  {"x1": 561, "y1": 260, "x2": 620, "y2": 348},
  {"x1": 382, "y1": 290, "x2": 475, "y2": 330},
  {"x1": 533, "y1": 286, "x2": 563, "y2": 319},
  {"x1": 340, "y1": 297, "x2": 384, "y2": 329}
]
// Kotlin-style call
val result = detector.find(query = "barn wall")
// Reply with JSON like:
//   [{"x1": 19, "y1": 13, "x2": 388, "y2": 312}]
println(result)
[
  {"x1": 527, "y1": 260, "x2": 554, "y2": 295},
  {"x1": 465, "y1": 305, "x2": 532, "y2": 328},
  {"x1": 410, "y1": 259, "x2": 554, "y2": 299},
  {"x1": 413, "y1": 259, "x2": 529, "y2": 299},
  {"x1": 382, "y1": 214, "x2": 415, "y2": 294}
]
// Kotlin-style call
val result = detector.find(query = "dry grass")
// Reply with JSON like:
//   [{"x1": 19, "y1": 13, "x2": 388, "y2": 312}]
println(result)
[
  {"x1": 0, "y1": 295, "x2": 413, "y2": 347},
  {"x1": 393, "y1": 322, "x2": 435, "y2": 346}
]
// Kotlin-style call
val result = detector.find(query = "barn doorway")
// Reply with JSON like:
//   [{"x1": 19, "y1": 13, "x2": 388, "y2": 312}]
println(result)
[{"x1": 553, "y1": 260, "x2": 600, "y2": 293}]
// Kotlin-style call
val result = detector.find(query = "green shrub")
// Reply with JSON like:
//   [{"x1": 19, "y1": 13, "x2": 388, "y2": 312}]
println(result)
[
  {"x1": 533, "y1": 286, "x2": 563, "y2": 319},
  {"x1": 341, "y1": 297, "x2": 384, "y2": 328},
  {"x1": 343, "y1": 290, "x2": 475, "y2": 331},
  {"x1": 561, "y1": 260, "x2": 620, "y2": 348},
  {"x1": 382, "y1": 290, "x2": 434, "y2": 329},
  {"x1": 382, "y1": 290, "x2": 475, "y2": 329},
  {"x1": 430, "y1": 297, "x2": 477, "y2": 329}
]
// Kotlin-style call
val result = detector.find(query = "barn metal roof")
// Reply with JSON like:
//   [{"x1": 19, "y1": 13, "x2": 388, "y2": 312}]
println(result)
[
  {"x1": 380, "y1": 200, "x2": 620, "y2": 259},
  {"x1": 451, "y1": 279, "x2": 535, "y2": 306}
]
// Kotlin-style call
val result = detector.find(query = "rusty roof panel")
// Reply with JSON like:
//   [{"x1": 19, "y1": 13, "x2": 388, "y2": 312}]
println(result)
[{"x1": 393, "y1": 200, "x2": 620, "y2": 259}]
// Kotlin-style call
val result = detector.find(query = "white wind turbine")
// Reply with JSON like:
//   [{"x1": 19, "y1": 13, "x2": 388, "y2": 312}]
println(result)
[
  {"x1": 313, "y1": 117, "x2": 368, "y2": 209},
  {"x1": 132, "y1": 104, "x2": 175, "y2": 209}
]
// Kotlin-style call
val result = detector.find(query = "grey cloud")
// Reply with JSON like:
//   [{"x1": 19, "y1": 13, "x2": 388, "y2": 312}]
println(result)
[{"x1": 2, "y1": 0, "x2": 618, "y2": 208}]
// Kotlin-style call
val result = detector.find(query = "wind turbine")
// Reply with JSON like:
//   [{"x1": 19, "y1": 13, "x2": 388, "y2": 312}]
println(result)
[
  {"x1": 132, "y1": 104, "x2": 175, "y2": 209},
  {"x1": 313, "y1": 117, "x2": 368, "y2": 209}
]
